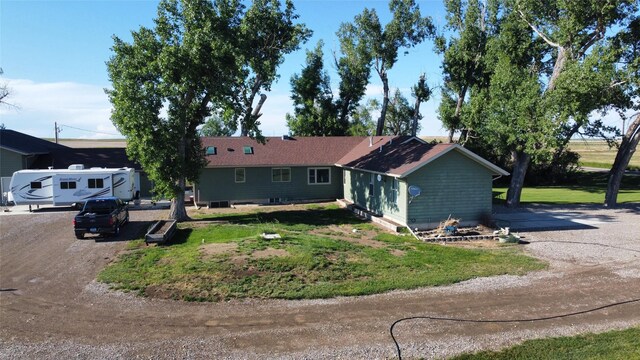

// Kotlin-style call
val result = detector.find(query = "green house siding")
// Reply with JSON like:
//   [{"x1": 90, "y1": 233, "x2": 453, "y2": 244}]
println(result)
[
  {"x1": 343, "y1": 169, "x2": 407, "y2": 224},
  {"x1": 197, "y1": 166, "x2": 343, "y2": 203},
  {"x1": 0, "y1": 148, "x2": 24, "y2": 178},
  {"x1": 406, "y1": 150, "x2": 493, "y2": 227}
]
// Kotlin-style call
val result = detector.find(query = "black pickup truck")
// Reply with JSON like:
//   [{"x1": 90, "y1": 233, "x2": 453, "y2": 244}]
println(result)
[{"x1": 73, "y1": 197, "x2": 129, "y2": 239}]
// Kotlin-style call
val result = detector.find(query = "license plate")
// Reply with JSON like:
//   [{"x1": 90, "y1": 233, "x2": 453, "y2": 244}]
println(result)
[{"x1": 90, "y1": 228, "x2": 97, "y2": 233}]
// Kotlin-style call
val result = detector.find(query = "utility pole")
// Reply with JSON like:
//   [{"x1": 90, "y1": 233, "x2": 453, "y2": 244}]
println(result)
[{"x1": 54, "y1": 122, "x2": 61, "y2": 143}]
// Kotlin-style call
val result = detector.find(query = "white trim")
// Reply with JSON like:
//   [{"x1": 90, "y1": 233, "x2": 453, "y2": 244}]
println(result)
[
  {"x1": 335, "y1": 165, "x2": 402, "y2": 178},
  {"x1": 401, "y1": 136, "x2": 427, "y2": 145},
  {"x1": 271, "y1": 167, "x2": 291, "y2": 183},
  {"x1": 307, "y1": 167, "x2": 331, "y2": 185},
  {"x1": 234, "y1": 168, "x2": 245, "y2": 183}
]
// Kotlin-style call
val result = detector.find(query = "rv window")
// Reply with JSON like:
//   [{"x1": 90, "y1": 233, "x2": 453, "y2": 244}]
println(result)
[
  {"x1": 60, "y1": 181, "x2": 77, "y2": 189},
  {"x1": 88, "y1": 178, "x2": 104, "y2": 188},
  {"x1": 30, "y1": 182, "x2": 42, "y2": 189}
]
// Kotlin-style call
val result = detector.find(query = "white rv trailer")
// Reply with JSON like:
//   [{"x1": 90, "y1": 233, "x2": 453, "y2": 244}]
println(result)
[{"x1": 8, "y1": 165, "x2": 136, "y2": 206}]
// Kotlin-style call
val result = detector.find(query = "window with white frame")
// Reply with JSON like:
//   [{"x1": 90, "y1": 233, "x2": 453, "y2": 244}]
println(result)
[
  {"x1": 235, "y1": 168, "x2": 245, "y2": 183},
  {"x1": 369, "y1": 173, "x2": 374, "y2": 194},
  {"x1": 390, "y1": 177, "x2": 398, "y2": 203},
  {"x1": 272, "y1": 167, "x2": 291, "y2": 182},
  {"x1": 308, "y1": 167, "x2": 330, "y2": 185}
]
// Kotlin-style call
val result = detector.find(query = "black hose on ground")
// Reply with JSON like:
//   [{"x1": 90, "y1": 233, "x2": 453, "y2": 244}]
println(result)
[{"x1": 390, "y1": 297, "x2": 640, "y2": 360}]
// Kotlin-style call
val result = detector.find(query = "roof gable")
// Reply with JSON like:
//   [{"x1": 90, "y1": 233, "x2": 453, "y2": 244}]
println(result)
[{"x1": 337, "y1": 137, "x2": 509, "y2": 177}]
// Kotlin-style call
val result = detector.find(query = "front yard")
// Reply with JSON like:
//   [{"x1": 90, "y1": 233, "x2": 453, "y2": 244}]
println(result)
[{"x1": 98, "y1": 203, "x2": 546, "y2": 302}]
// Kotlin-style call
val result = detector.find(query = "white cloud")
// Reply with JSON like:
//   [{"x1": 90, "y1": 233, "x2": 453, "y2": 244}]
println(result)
[
  {"x1": 0, "y1": 77, "x2": 451, "y2": 140},
  {"x1": 0, "y1": 78, "x2": 120, "y2": 139}
]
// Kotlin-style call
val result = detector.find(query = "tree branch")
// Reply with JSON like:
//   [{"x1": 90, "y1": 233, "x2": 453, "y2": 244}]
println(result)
[{"x1": 517, "y1": 9, "x2": 560, "y2": 48}]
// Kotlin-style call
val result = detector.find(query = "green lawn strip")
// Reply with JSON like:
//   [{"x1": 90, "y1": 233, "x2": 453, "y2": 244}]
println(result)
[
  {"x1": 494, "y1": 172, "x2": 640, "y2": 204},
  {"x1": 99, "y1": 208, "x2": 545, "y2": 302},
  {"x1": 452, "y1": 327, "x2": 640, "y2": 360}
]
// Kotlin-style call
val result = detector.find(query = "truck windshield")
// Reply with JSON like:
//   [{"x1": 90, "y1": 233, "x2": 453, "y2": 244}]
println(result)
[{"x1": 84, "y1": 201, "x2": 117, "y2": 213}]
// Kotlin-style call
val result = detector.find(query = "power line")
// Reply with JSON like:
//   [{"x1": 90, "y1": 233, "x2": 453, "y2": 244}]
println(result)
[{"x1": 58, "y1": 123, "x2": 121, "y2": 137}]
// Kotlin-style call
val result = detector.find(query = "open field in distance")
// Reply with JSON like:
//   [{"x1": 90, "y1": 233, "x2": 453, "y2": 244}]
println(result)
[{"x1": 569, "y1": 139, "x2": 639, "y2": 169}]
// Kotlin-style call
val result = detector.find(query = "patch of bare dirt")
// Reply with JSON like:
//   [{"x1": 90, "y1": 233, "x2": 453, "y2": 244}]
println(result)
[
  {"x1": 200, "y1": 242, "x2": 237, "y2": 257},
  {"x1": 448, "y1": 240, "x2": 504, "y2": 249},
  {"x1": 188, "y1": 201, "x2": 337, "y2": 217},
  {"x1": 311, "y1": 225, "x2": 386, "y2": 248},
  {"x1": 389, "y1": 249, "x2": 406, "y2": 256},
  {"x1": 231, "y1": 255, "x2": 249, "y2": 266},
  {"x1": 252, "y1": 248, "x2": 289, "y2": 259},
  {"x1": 185, "y1": 220, "x2": 231, "y2": 228}
]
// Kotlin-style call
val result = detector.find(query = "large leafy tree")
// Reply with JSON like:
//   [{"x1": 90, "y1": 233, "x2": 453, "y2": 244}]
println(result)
[
  {"x1": 231, "y1": 0, "x2": 311, "y2": 138},
  {"x1": 384, "y1": 89, "x2": 416, "y2": 135},
  {"x1": 436, "y1": 0, "x2": 497, "y2": 144},
  {"x1": 286, "y1": 41, "x2": 341, "y2": 136},
  {"x1": 200, "y1": 110, "x2": 237, "y2": 137},
  {"x1": 338, "y1": 0, "x2": 433, "y2": 136},
  {"x1": 514, "y1": 0, "x2": 637, "y2": 167},
  {"x1": 606, "y1": 15, "x2": 640, "y2": 207},
  {"x1": 410, "y1": 73, "x2": 431, "y2": 137},
  {"x1": 479, "y1": 10, "x2": 557, "y2": 207},
  {"x1": 106, "y1": 0, "x2": 308, "y2": 220},
  {"x1": 348, "y1": 99, "x2": 379, "y2": 136}
]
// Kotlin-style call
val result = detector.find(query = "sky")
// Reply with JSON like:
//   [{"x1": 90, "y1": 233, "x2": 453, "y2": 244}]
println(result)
[{"x1": 0, "y1": 0, "x2": 455, "y2": 139}]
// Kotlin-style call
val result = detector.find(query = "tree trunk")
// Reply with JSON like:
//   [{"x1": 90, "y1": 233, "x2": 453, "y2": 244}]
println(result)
[
  {"x1": 375, "y1": 71, "x2": 389, "y2": 136},
  {"x1": 168, "y1": 137, "x2": 190, "y2": 221},
  {"x1": 605, "y1": 115, "x2": 640, "y2": 207},
  {"x1": 169, "y1": 185, "x2": 189, "y2": 221},
  {"x1": 447, "y1": 87, "x2": 467, "y2": 143},
  {"x1": 241, "y1": 77, "x2": 264, "y2": 137},
  {"x1": 411, "y1": 94, "x2": 420, "y2": 137},
  {"x1": 447, "y1": 128, "x2": 455, "y2": 143},
  {"x1": 506, "y1": 150, "x2": 532, "y2": 208},
  {"x1": 547, "y1": 46, "x2": 567, "y2": 92}
]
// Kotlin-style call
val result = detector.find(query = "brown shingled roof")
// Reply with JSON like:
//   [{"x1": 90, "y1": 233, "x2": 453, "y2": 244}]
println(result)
[
  {"x1": 337, "y1": 136, "x2": 509, "y2": 177},
  {"x1": 201, "y1": 136, "x2": 366, "y2": 167},
  {"x1": 336, "y1": 136, "x2": 453, "y2": 176}
]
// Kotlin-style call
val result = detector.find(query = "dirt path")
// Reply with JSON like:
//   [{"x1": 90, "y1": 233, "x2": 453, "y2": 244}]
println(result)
[{"x1": 1, "y1": 205, "x2": 639, "y2": 359}]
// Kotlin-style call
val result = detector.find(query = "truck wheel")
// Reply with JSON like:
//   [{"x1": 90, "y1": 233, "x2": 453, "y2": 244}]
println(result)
[{"x1": 75, "y1": 232, "x2": 84, "y2": 239}]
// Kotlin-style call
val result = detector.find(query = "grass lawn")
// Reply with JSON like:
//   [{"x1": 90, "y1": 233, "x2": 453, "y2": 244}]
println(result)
[
  {"x1": 569, "y1": 139, "x2": 639, "y2": 170},
  {"x1": 494, "y1": 172, "x2": 640, "y2": 204},
  {"x1": 453, "y1": 327, "x2": 640, "y2": 360},
  {"x1": 98, "y1": 204, "x2": 545, "y2": 302}
]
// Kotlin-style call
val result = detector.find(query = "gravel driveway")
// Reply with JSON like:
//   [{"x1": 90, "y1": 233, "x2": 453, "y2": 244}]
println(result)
[{"x1": 0, "y1": 204, "x2": 639, "y2": 359}]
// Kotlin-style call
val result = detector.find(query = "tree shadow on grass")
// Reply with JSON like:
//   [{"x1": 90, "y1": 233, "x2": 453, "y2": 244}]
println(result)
[
  {"x1": 198, "y1": 208, "x2": 365, "y2": 228},
  {"x1": 158, "y1": 228, "x2": 191, "y2": 247}
]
